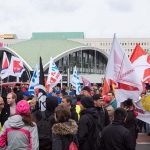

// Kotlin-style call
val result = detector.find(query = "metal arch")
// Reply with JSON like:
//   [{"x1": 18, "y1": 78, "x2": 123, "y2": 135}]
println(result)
[
  {"x1": 44, "y1": 46, "x2": 108, "y2": 70},
  {"x1": 3, "y1": 47, "x2": 33, "y2": 71}
]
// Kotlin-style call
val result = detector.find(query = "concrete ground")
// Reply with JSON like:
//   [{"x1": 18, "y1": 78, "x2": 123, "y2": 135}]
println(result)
[{"x1": 136, "y1": 133, "x2": 150, "y2": 150}]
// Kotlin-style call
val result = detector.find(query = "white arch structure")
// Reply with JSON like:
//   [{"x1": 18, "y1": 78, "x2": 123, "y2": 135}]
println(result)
[
  {"x1": 3, "y1": 46, "x2": 108, "y2": 72},
  {"x1": 44, "y1": 46, "x2": 108, "y2": 70}
]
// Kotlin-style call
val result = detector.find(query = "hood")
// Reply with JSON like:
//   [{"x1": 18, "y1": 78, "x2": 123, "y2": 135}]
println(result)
[
  {"x1": 8, "y1": 115, "x2": 24, "y2": 128},
  {"x1": 52, "y1": 119, "x2": 78, "y2": 135}
]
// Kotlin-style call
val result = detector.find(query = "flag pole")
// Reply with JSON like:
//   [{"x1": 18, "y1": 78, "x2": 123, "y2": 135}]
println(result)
[{"x1": 67, "y1": 54, "x2": 70, "y2": 88}]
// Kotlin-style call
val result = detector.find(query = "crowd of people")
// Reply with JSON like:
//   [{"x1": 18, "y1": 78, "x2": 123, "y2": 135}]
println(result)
[{"x1": 0, "y1": 83, "x2": 149, "y2": 150}]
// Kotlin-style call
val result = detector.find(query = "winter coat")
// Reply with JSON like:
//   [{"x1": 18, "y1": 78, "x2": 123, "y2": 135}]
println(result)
[
  {"x1": 52, "y1": 119, "x2": 78, "y2": 150},
  {"x1": 100, "y1": 120, "x2": 135, "y2": 150},
  {"x1": 124, "y1": 109, "x2": 138, "y2": 148},
  {"x1": 0, "y1": 115, "x2": 39, "y2": 150},
  {"x1": 0, "y1": 105, "x2": 10, "y2": 126},
  {"x1": 96, "y1": 107, "x2": 110, "y2": 129},
  {"x1": 78, "y1": 107, "x2": 99, "y2": 150},
  {"x1": 32, "y1": 110, "x2": 55, "y2": 150}
]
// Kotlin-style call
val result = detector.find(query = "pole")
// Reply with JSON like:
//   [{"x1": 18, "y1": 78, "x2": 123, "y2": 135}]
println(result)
[{"x1": 67, "y1": 54, "x2": 70, "y2": 88}]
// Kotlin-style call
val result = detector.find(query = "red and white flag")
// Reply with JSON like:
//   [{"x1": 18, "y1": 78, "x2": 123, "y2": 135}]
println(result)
[
  {"x1": 8, "y1": 56, "x2": 25, "y2": 77},
  {"x1": 130, "y1": 44, "x2": 150, "y2": 83},
  {"x1": 105, "y1": 34, "x2": 142, "y2": 103},
  {"x1": 81, "y1": 76, "x2": 91, "y2": 88},
  {"x1": 1, "y1": 52, "x2": 10, "y2": 79},
  {"x1": 46, "y1": 57, "x2": 62, "y2": 89}
]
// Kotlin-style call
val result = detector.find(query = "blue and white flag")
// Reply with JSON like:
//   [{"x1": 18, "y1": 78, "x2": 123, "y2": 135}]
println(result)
[
  {"x1": 71, "y1": 66, "x2": 81, "y2": 95},
  {"x1": 28, "y1": 64, "x2": 39, "y2": 95}
]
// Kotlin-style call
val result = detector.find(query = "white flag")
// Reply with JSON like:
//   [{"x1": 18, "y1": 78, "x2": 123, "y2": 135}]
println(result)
[
  {"x1": 106, "y1": 34, "x2": 142, "y2": 103},
  {"x1": 28, "y1": 64, "x2": 39, "y2": 95},
  {"x1": 1, "y1": 52, "x2": 9, "y2": 79},
  {"x1": 71, "y1": 66, "x2": 81, "y2": 95},
  {"x1": 8, "y1": 56, "x2": 25, "y2": 77},
  {"x1": 46, "y1": 57, "x2": 62, "y2": 88}
]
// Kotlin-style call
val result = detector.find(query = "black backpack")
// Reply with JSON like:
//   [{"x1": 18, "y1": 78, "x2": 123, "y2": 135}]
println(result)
[{"x1": 37, "y1": 111, "x2": 53, "y2": 150}]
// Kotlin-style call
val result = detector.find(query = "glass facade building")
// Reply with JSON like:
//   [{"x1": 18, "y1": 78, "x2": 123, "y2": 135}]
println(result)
[{"x1": 54, "y1": 49, "x2": 107, "y2": 75}]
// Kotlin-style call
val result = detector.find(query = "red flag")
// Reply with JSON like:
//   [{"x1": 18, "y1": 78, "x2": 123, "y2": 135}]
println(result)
[
  {"x1": 2, "y1": 52, "x2": 9, "y2": 70},
  {"x1": 130, "y1": 44, "x2": 150, "y2": 83},
  {"x1": 13, "y1": 60, "x2": 24, "y2": 73},
  {"x1": 102, "y1": 79, "x2": 110, "y2": 96}
]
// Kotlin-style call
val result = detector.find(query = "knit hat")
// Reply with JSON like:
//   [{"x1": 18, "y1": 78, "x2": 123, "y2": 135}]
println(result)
[
  {"x1": 46, "y1": 96, "x2": 58, "y2": 112},
  {"x1": 81, "y1": 96, "x2": 94, "y2": 108},
  {"x1": 16, "y1": 100, "x2": 30, "y2": 115}
]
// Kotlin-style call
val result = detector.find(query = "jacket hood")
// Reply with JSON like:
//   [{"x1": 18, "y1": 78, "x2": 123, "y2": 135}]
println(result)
[
  {"x1": 8, "y1": 115, "x2": 24, "y2": 128},
  {"x1": 52, "y1": 119, "x2": 78, "y2": 135}
]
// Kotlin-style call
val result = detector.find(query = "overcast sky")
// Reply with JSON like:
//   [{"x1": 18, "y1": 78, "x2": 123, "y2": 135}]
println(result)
[{"x1": 0, "y1": 0, "x2": 149, "y2": 38}]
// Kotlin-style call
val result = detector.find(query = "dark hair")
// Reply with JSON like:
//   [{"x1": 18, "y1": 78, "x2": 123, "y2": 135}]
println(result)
[
  {"x1": 114, "y1": 108, "x2": 127, "y2": 122},
  {"x1": 93, "y1": 94, "x2": 102, "y2": 101},
  {"x1": 63, "y1": 95, "x2": 72, "y2": 104},
  {"x1": 55, "y1": 104, "x2": 71, "y2": 123},
  {"x1": 22, "y1": 114, "x2": 34, "y2": 127},
  {"x1": 122, "y1": 98, "x2": 133, "y2": 108},
  {"x1": 82, "y1": 86, "x2": 91, "y2": 93},
  {"x1": 46, "y1": 96, "x2": 58, "y2": 112}
]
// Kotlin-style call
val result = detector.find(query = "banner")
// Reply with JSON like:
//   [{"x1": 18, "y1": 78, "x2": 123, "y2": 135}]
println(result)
[
  {"x1": 46, "y1": 57, "x2": 62, "y2": 88},
  {"x1": 71, "y1": 66, "x2": 81, "y2": 95}
]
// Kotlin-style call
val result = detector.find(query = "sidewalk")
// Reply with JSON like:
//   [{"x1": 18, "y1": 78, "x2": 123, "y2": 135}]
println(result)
[{"x1": 137, "y1": 133, "x2": 150, "y2": 144}]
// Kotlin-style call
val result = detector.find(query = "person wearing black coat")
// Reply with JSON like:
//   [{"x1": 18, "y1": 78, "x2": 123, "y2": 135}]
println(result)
[
  {"x1": 52, "y1": 104, "x2": 78, "y2": 150},
  {"x1": 93, "y1": 94, "x2": 110, "y2": 129},
  {"x1": 78, "y1": 96, "x2": 99, "y2": 150},
  {"x1": 121, "y1": 99, "x2": 138, "y2": 148},
  {"x1": 32, "y1": 96, "x2": 58, "y2": 150},
  {"x1": 100, "y1": 108, "x2": 135, "y2": 150}
]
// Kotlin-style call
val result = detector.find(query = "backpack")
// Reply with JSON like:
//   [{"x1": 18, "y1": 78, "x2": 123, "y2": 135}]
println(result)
[
  {"x1": 69, "y1": 142, "x2": 78, "y2": 150},
  {"x1": 37, "y1": 111, "x2": 53, "y2": 149}
]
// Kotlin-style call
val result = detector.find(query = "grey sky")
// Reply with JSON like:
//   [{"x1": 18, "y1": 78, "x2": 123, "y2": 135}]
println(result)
[{"x1": 0, "y1": 0, "x2": 149, "y2": 38}]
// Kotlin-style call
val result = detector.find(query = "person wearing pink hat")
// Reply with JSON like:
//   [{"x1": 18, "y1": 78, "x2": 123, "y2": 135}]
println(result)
[{"x1": 0, "y1": 100, "x2": 39, "y2": 150}]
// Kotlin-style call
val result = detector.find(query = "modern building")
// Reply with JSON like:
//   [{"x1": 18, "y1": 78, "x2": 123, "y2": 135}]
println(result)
[{"x1": 0, "y1": 32, "x2": 150, "y2": 83}]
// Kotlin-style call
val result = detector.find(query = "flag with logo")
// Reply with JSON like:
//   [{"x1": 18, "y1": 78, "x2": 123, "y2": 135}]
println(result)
[
  {"x1": 1, "y1": 52, "x2": 9, "y2": 79},
  {"x1": 130, "y1": 44, "x2": 150, "y2": 83},
  {"x1": 46, "y1": 57, "x2": 62, "y2": 89},
  {"x1": 28, "y1": 64, "x2": 39, "y2": 95},
  {"x1": 81, "y1": 76, "x2": 91, "y2": 88},
  {"x1": 38, "y1": 57, "x2": 46, "y2": 111},
  {"x1": 8, "y1": 56, "x2": 25, "y2": 77},
  {"x1": 105, "y1": 34, "x2": 142, "y2": 103},
  {"x1": 71, "y1": 66, "x2": 81, "y2": 95}
]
